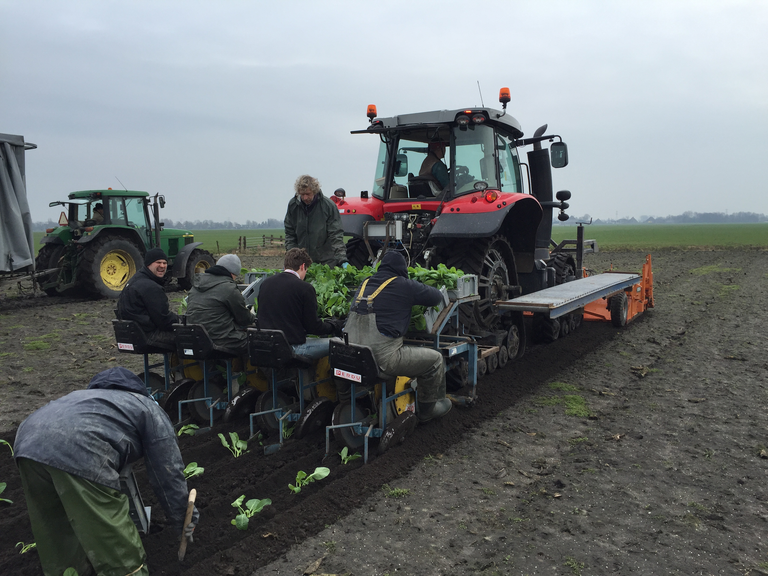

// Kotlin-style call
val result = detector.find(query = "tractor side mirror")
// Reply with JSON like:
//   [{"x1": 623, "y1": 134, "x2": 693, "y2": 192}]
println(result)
[
  {"x1": 551, "y1": 142, "x2": 568, "y2": 168},
  {"x1": 394, "y1": 154, "x2": 408, "y2": 177}
]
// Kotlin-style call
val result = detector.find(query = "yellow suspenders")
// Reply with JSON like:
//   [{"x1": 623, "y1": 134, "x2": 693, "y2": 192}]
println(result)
[{"x1": 354, "y1": 276, "x2": 398, "y2": 307}]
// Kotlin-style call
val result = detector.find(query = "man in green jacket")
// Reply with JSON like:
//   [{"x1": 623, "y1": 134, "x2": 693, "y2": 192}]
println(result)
[
  {"x1": 186, "y1": 254, "x2": 253, "y2": 354},
  {"x1": 284, "y1": 174, "x2": 348, "y2": 268}
]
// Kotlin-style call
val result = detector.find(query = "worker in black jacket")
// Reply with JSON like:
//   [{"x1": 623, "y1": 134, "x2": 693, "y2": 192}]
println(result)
[
  {"x1": 257, "y1": 248, "x2": 339, "y2": 360},
  {"x1": 344, "y1": 250, "x2": 452, "y2": 423},
  {"x1": 116, "y1": 248, "x2": 178, "y2": 348},
  {"x1": 14, "y1": 367, "x2": 198, "y2": 576}
]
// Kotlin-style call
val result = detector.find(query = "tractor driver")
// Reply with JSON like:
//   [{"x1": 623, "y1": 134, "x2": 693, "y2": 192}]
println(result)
[
  {"x1": 257, "y1": 247, "x2": 342, "y2": 360},
  {"x1": 284, "y1": 174, "x2": 349, "y2": 268},
  {"x1": 117, "y1": 248, "x2": 178, "y2": 348},
  {"x1": 13, "y1": 367, "x2": 198, "y2": 576},
  {"x1": 419, "y1": 141, "x2": 449, "y2": 191},
  {"x1": 92, "y1": 202, "x2": 104, "y2": 224},
  {"x1": 344, "y1": 251, "x2": 452, "y2": 423},
  {"x1": 185, "y1": 253, "x2": 254, "y2": 355}
]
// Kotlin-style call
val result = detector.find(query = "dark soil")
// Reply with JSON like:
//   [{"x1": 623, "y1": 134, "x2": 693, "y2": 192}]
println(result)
[{"x1": 1, "y1": 249, "x2": 767, "y2": 576}]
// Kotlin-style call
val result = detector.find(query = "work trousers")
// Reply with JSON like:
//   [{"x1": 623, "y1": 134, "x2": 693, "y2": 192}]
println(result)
[
  {"x1": 344, "y1": 311, "x2": 445, "y2": 403},
  {"x1": 17, "y1": 458, "x2": 148, "y2": 576}
]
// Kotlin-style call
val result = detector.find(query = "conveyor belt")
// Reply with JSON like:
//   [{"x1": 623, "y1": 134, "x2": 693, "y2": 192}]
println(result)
[{"x1": 496, "y1": 273, "x2": 641, "y2": 319}]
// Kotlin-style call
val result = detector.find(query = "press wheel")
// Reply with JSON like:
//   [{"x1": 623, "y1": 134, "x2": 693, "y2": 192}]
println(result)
[
  {"x1": 378, "y1": 411, "x2": 418, "y2": 455},
  {"x1": 223, "y1": 387, "x2": 261, "y2": 423},
  {"x1": 295, "y1": 396, "x2": 335, "y2": 439},
  {"x1": 253, "y1": 389, "x2": 292, "y2": 436},
  {"x1": 187, "y1": 379, "x2": 226, "y2": 424},
  {"x1": 331, "y1": 401, "x2": 367, "y2": 450}
]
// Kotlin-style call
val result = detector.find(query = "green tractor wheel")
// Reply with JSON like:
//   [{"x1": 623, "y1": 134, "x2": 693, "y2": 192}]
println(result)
[
  {"x1": 79, "y1": 236, "x2": 142, "y2": 298},
  {"x1": 35, "y1": 244, "x2": 66, "y2": 296},
  {"x1": 178, "y1": 249, "x2": 215, "y2": 291}
]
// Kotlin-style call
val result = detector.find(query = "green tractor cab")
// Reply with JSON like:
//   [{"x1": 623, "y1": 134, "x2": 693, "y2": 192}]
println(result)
[{"x1": 37, "y1": 189, "x2": 214, "y2": 298}]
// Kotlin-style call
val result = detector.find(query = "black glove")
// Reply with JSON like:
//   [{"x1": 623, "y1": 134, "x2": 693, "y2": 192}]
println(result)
[{"x1": 326, "y1": 318, "x2": 345, "y2": 338}]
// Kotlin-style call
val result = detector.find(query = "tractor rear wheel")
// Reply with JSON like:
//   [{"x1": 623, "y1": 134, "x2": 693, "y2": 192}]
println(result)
[
  {"x1": 178, "y1": 249, "x2": 215, "y2": 291},
  {"x1": 446, "y1": 235, "x2": 516, "y2": 331},
  {"x1": 35, "y1": 244, "x2": 66, "y2": 296},
  {"x1": 346, "y1": 238, "x2": 379, "y2": 269},
  {"x1": 79, "y1": 236, "x2": 142, "y2": 298}
]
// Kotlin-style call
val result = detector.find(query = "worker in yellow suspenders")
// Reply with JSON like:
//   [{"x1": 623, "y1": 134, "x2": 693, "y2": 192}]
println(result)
[{"x1": 344, "y1": 251, "x2": 452, "y2": 422}]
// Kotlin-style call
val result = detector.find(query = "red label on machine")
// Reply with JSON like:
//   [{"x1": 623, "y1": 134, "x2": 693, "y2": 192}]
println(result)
[
  {"x1": 334, "y1": 368, "x2": 362, "y2": 382},
  {"x1": 117, "y1": 342, "x2": 134, "y2": 351}
]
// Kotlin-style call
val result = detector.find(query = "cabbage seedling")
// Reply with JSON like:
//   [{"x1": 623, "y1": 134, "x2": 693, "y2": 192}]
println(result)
[
  {"x1": 339, "y1": 447, "x2": 362, "y2": 464},
  {"x1": 218, "y1": 432, "x2": 248, "y2": 457},
  {"x1": 0, "y1": 439, "x2": 13, "y2": 457},
  {"x1": 0, "y1": 482, "x2": 12, "y2": 504},
  {"x1": 230, "y1": 495, "x2": 271, "y2": 531},
  {"x1": 16, "y1": 542, "x2": 36, "y2": 554},
  {"x1": 289, "y1": 466, "x2": 330, "y2": 493},
  {"x1": 183, "y1": 462, "x2": 204, "y2": 479},
  {"x1": 177, "y1": 424, "x2": 199, "y2": 437}
]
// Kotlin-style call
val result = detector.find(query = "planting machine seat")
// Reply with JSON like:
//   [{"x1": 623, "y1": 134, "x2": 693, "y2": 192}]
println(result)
[
  {"x1": 112, "y1": 319, "x2": 177, "y2": 400},
  {"x1": 327, "y1": 336, "x2": 418, "y2": 463},
  {"x1": 172, "y1": 319, "x2": 241, "y2": 429},
  {"x1": 246, "y1": 327, "x2": 334, "y2": 453}
]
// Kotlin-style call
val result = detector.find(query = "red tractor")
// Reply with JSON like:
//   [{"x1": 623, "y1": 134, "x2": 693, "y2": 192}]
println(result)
[{"x1": 333, "y1": 88, "x2": 582, "y2": 342}]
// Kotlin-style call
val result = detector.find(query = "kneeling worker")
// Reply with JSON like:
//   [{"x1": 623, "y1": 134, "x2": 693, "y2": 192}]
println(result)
[
  {"x1": 345, "y1": 251, "x2": 451, "y2": 422},
  {"x1": 186, "y1": 253, "x2": 253, "y2": 355},
  {"x1": 257, "y1": 247, "x2": 341, "y2": 360},
  {"x1": 14, "y1": 367, "x2": 199, "y2": 576}
]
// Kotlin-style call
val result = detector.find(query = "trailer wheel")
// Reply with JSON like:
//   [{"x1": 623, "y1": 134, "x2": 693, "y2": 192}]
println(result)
[
  {"x1": 610, "y1": 292, "x2": 629, "y2": 327},
  {"x1": 486, "y1": 352, "x2": 498, "y2": 375},
  {"x1": 534, "y1": 316, "x2": 560, "y2": 343},
  {"x1": 497, "y1": 345, "x2": 509, "y2": 369},
  {"x1": 506, "y1": 315, "x2": 526, "y2": 361},
  {"x1": 178, "y1": 249, "x2": 215, "y2": 291},
  {"x1": 79, "y1": 236, "x2": 142, "y2": 298},
  {"x1": 477, "y1": 357, "x2": 488, "y2": 378},
  {"x1": 560, "y1": 315, "x2": 571, "y2": 337}
]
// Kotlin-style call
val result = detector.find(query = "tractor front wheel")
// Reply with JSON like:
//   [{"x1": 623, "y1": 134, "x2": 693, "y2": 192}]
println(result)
[
  {"x1": 178, "y1": 249, "x2": 215, "y2": 290},
  {"x1": 79, "y1": 236, "x2": 142, "y2": 298}
]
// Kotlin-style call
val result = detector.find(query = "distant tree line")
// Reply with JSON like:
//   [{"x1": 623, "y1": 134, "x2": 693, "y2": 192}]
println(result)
[{"x1": 554, "y1": 211, "x2": 767, "y2": 226}]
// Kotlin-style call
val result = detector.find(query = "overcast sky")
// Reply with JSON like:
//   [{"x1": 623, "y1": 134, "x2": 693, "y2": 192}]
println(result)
[{"x1": 2, "y1": 0, "x2": 766, "y2": 224}]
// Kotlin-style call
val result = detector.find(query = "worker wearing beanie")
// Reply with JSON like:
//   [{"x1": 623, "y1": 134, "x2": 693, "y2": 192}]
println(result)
[
  {"x1": 186, "y1": 253, "x2": 253, "y2": 354},
  {"x1": 117, "y1": 248, "x2": 179, "y2": 348}
]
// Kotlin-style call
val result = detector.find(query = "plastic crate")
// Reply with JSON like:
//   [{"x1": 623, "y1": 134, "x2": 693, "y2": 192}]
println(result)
[{"x1": 447, "y1": 274, "x2": 478, "y2": 300}]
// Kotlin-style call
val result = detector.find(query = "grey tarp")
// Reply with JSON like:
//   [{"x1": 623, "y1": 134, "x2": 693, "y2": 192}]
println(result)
[{"x1": 0, "y1": 133, "x2": 35, "y2": 273}]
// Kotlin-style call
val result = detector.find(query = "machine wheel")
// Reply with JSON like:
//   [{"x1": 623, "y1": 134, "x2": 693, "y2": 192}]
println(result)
[
  {"x1": 550, "y1": 252, "x2": 577, "y2": 285},
  {"x1": 446, "y1": 235, "x2": 516, "y2": 331},
  {"x1": 477, "y1": 357, "x2": 488, "y2": 378},
  {"x1": 187, "y1": 379, "x2": 226, "y2": 424},
  {"x1": 253, "y1": 389, "x2": 292, "y2": 436},
  {"x1": 610, "y1": 292, "x2": 629, "y2": 327},
  {"x1": 534, "y1": 316, "x2": 560, "y2": 343},
  {"x1": 446, "y1": 358, "x2": 468, "y2": 391},
  {"x1": 378, "y1": 411, "x2": 418, "y2": 455},
  {"x1": 560, "y1": 315, "x2": 571, "y2": 337},
  {"x1": 486, "y1": 352, "x2": 499, "y2": 375},
  {"x1": 223, "y1": 386, "x2": 261, "y2": 423},
  {"x1": 138, "y1": 371, "x2": 166, "y2": 397},
  {"x1": 162, "y1": 378, "x2": 196, "y2": 425},
  {"x1": 332, "y1": 401, "x2": 368, "y2": 450},
  {"x1": 507, "y1": 321, "x2": 524, "y2": 361},
  {"x1": 295, "y1": 396, "x2": 335, "y2": 439},
  {"x1": 78, "y1": 236, "x2": 142, "y2": 298},
  {"x1": 497, "y1": 345, "x2": 509, "y2": 369},
  {"x1": 346, "y1": 238, "x2": 379, "y2": 269},
  {"x1": 35, "y1": 244, "x2": 67, "y2": 296},
  {"x1": 177, "y1": 249, "x2": 215, "y2": 291}
]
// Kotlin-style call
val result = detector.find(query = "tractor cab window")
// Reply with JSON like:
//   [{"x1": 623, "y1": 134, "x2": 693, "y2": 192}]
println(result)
[
  {"x1": 123, "y1": 197, "x2": 150, "y2": 245},
  {"x1": 452, "y1": 125, "x2": 499, "y2": 196},
  {"x1": 496, "y1": 134, "x2": 523, "y2": 195}
]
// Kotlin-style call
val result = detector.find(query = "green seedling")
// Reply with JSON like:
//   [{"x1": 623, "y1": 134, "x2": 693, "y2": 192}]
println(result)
[
  {"x1": 283, "y1": 423, "x2": 296, "y2": 440},
  {"x1": 289, "y1": 466, "x2": 330, "y2": 493},
  {"x1": 218, "y1": 432, "x2": 248, "y2": 457},
  {"x1": 230, "y1": 495, "x2": 271, "y2": 530},
  {"x1": 177, "y1": 424, "x2": 199, "y2": 437},
  {"x1": 0, "y1": 482, "x2": 12, "y2": 504},
  {"x1": 16, "y1": 541, "x2": 36, "y2": 554},
  {"x1": 183, "y1": 462, "x2": 204, "y2": 479},
  {"x1": 63, "y1": 569, "x2": 79, "y2": 576},
  {"x1": 339, "y1": 447, "x2": 362, "y2": 464},
  {"x1": 0, "y1": 439, "x2": 13, "y2": 457}
]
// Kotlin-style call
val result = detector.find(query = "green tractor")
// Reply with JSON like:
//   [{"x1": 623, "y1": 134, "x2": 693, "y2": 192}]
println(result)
[{"x1": 36, "y1": 189, "x2": 214, "y2": 298}]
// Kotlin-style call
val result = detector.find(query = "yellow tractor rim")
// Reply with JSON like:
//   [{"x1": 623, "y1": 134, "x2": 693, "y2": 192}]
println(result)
[
  {"x1": 194, "y1": 260, "x2": 211, "y2": 274},
  {"x1": 100, "y1": 249, "x2": 136, "y2": 290}
]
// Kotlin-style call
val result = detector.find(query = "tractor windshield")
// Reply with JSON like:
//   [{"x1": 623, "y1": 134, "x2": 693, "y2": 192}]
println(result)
[{"x1": 371, "y1": 124, "x2": 522, "y2": 200}]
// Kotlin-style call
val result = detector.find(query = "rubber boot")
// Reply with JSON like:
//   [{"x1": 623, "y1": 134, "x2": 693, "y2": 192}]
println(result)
[{"x1": 417, "y1": 398, "x2": 452, "y2": 423}]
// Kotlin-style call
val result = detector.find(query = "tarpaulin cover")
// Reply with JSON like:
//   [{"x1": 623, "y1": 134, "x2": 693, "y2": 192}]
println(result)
[{"x1": 0, "y1": 133, "x2": 35, "y2": 273}]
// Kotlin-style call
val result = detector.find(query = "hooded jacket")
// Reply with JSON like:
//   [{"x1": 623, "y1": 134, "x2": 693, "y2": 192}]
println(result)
[
  {"x1": 116, "y1": 266, "x2": 178, "y2": 334},
  {"x1": 14, "y1": 367, "x2": 197, "y2": 531},
  {"x1": 284, "y1": 191, "x2": 348, "y2": 267},
  {"x1": 350, "y1": 251, "x2": 442, "y2": 338},
  {"x1": 185, "y1": 266, "x2": 253, "y2": 350}
]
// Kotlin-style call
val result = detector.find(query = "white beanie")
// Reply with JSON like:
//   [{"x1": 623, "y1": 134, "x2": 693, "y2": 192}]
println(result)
[{"x1": 217, "y1": 254, "x2": 242, "y2": 276}]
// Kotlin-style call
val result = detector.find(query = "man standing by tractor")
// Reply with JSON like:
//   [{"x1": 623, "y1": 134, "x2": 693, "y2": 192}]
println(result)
[
  {"x1": 186, "y1": 253, "x2": 253, "y2": 355},
  {"x1": 116, "y1": 247, "x2": 178, "y2": 348},
  {"x1": 257, "y1": 247, "x2": 342, "y2": 360},
  {"x1": 13, "y1": 367, "x2": 199, "y2": 576},
  {"x1": 284, "y1": 174, "x2": 348, "y2": 268},
  {"x1": 345, "y1": 251, "x2": 452, "y2": 423}
]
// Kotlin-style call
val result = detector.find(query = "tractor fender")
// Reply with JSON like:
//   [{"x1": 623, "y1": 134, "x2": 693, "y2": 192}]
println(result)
[
  {"x1": 75, "y1": 227, "x2": 148, "y2": 250},
  {"x1": 171, "y1": 242, "x2": 203, "y2": 278},
  {"x1": 40, "y1": 235, "x2": 65, "y2": 246},
  {"x1": 431, "y1": 196, "x2": 541, "y2": 240}
]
